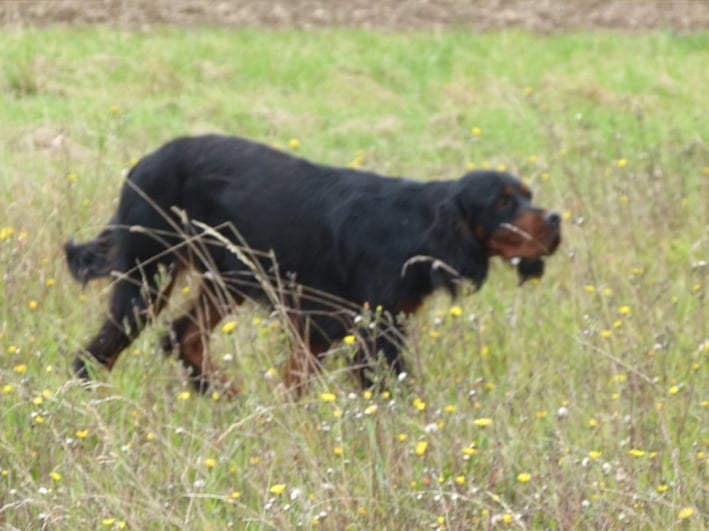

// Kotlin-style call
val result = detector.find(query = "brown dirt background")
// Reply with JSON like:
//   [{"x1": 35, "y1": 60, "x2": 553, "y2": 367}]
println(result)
[{"x1": 1, "y1": 0, "x2": 708, "y2": 31}]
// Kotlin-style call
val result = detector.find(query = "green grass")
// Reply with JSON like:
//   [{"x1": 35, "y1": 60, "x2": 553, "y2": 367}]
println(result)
[{"x1": 1, "y1": 27, "x2": 708, "y2": 529}]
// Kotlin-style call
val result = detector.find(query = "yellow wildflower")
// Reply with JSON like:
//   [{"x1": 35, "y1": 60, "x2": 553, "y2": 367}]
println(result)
[
  {"x1": 412, "y1": 397, "x2": 426, "y2": 411},
  {"x1": 415, "y1": 441, "x2": 428, "y2": 456},
  {"x1": 269, "y1": 483, "x2": 286, "y2": 495},
  {"x1": 221, "y1": 320, "x2": 237, "y2": 333},
  {"x1": 320, "y1": 392, "x2": 336, "y2": 402}
]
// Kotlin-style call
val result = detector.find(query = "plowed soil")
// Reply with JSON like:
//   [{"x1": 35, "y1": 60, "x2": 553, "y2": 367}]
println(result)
[{"x1": 2, "y1": 0, "x2": 708, "y2": 31}]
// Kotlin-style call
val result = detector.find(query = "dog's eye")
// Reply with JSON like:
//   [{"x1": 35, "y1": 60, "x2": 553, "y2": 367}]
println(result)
[{"x1": 496, "y1": 195, "x2": 514, "y2": 209}]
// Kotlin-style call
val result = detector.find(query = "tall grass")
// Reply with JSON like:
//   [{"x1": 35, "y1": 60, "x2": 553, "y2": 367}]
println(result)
[{"x1": 0, "y1": 28, "x2": 707, "y2": 529}]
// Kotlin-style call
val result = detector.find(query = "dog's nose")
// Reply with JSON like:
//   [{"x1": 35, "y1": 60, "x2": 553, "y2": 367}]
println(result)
[{"x1": 545, "y1": 211, "x2": 561, "y2": 228}]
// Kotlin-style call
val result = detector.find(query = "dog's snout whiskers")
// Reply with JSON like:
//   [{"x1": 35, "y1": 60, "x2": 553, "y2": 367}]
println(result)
[{"x1": 499, "y1": 222, "x2": 549, "y2": 253}]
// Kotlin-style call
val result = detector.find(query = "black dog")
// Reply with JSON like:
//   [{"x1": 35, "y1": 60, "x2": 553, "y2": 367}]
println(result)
[{"x1": 66, "y1": 134, "x2": 561, "y2": 395}]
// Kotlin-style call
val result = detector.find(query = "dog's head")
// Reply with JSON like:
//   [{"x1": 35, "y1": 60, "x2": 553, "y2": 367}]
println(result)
[{"x1": 454, "y1": 170, "x2": 561, "y2": 283}]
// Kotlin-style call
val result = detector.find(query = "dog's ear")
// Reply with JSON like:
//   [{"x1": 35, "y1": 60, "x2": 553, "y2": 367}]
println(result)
[
  {"x1": 425, "y1": 198, "x2": 489, "y2": 291},
  {"x1": 452, "y1": 172, "x2": 500, "y2": 222}
]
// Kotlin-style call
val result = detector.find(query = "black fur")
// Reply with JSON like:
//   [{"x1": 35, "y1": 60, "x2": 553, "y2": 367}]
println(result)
[
  {"x1": 64, "y1": 223, "x2": 117, "y2": 284},
  {"x1": 66, "y1": 134, "x2": 561, "y2": 393}
]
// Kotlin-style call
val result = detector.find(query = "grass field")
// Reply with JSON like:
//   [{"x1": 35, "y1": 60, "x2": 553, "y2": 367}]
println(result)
[{"x1": 0, "y1": 28, "x2": 708, "y2": 529}]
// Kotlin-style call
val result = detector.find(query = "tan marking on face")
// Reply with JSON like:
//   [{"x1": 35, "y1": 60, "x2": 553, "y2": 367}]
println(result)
[{"x1": 486, "y1": 210, "x2": 560, "y2": 259}]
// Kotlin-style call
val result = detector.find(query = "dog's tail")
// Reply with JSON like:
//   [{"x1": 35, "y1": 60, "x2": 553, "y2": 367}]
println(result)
[{"x1": 64, "y1": 219, "x2": 119, "y2": 284}]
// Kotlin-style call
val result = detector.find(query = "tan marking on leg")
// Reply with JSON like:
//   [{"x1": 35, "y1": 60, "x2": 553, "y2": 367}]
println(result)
[{"x1": 178, "y1": 289, "x2": 240, "y2": 398}]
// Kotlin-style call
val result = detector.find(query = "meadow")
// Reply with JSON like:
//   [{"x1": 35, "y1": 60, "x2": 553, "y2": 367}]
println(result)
[{"x1": 0, "y1": 28, "x2": 707, "y2": 529}]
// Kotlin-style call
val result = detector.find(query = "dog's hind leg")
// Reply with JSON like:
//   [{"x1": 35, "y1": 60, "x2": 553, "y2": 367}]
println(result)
[{"x1": 74, "y1": 263, "x2": 176, "y2": 381}]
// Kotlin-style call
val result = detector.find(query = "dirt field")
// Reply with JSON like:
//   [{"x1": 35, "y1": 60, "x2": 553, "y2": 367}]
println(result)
[{"x1": 1, "y1": 0, "x2": 708, "y2": 31}]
